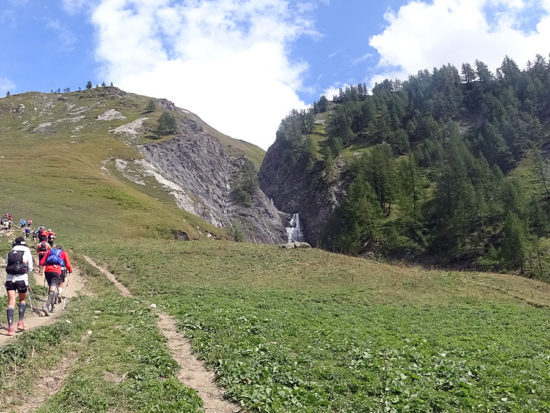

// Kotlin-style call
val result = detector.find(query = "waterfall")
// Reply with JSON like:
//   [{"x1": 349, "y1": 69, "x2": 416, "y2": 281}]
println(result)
[{"x1": 286, "y1": 213, "x2": 303, "y2": 243}]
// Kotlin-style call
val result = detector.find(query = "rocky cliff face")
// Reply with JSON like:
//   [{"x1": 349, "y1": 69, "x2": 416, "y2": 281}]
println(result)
[
  {"x1": 139, "y1": 115, "x2": 289, "y2": 244},
  {"x1": 258, "y1": 139, "x2": 347, "y2": 246}
]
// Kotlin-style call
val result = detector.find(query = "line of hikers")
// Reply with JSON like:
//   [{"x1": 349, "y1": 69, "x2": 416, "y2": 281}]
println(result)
[{"x1": 4, "y1": 218, "x2": 72, "y2": 336}]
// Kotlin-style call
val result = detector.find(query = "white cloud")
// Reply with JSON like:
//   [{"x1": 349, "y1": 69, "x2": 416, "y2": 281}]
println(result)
[
  {"x1": 46, "y1": 20, "x2": 78, "y2": 51},
  {"x1": 91, "y1": 0, "x2": 318, "y2": 149},
  {"x1": 322, "y1": 85, "x2": 345, "y2": 101},
  {"x1": 61, "y1": 0, "x2": 94, "y2": 14},
  {"x1": 0, "y1": 77, "x2": 15, "y2": 95},
  {"x1": 369, "y1": 0, "x2": 550, "y2": 86}
]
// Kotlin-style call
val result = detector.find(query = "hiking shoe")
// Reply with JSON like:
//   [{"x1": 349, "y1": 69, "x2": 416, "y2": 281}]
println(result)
[
  {"x1": 17, "y1": 321, "x2": 25, "y2": 331},
  {"x1": 7, "y1": 326, "x2": 15, "y2": 336},
  {"x1": 57, "y1": 295, "x2": 62, "y2": 304},
  {"x1": 43, "y1": 305, "x2": 49, "y2": 316},
  {"x1": 50, "y1": 305, "x2": 55, "y2": 313}
]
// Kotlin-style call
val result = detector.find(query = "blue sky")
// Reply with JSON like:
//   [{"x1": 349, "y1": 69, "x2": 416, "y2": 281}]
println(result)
[{"x1": 1, "y1": 0, "x2": 549, "y2": 149}]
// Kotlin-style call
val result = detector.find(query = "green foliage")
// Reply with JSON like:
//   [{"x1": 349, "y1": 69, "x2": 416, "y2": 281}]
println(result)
[
  {"x1": 321, "y1": 175, "x2": 382, "y2": 254},
  {"x1": 231, "y1": 160, "x2": 259, "y2": 207},
  {"x1": 156, "y1": 111, "x2": 177, "y2": 136},
  {"x1": 144, "y1": 99, "x2": 156, "y2": 113},
  {"x1": 85, "y1": 81, "x2": 92, "y2": 90}
]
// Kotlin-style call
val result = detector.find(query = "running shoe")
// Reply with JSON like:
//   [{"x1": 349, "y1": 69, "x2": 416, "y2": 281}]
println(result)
[
  {"x1": 7, "y1": 326, "x2": 15, "y2": 336},
  {"x1": 17, "y1": 320, "x2": 24, "y2": 331}
]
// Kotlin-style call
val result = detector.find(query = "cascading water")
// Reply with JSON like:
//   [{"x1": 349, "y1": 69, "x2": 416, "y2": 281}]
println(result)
[{"x1": 286, "y1": 213, "x2": 303, "y2": 243}]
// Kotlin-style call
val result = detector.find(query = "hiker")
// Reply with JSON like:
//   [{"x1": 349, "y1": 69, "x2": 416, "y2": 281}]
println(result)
[
  {"x1": 24, "y1": 227, "x2": 31, "y2": 239},
  {"x1": 57, "y1": 247, "x2": 69, "y2": 304},
  {"x1": 36, "y1": 240, "x2": 51, "y2": 276},
  {"x1": 38, "y1": 228, "x2": 48, "y2": 242},
  {"x1": 40, "y1": 245, "x2": 72, "y2": 315},
  {"x1": 47, "y1": 229, "x2": 56, "y2": 247},
  {"x1": 5, "y1": 237, "x2": 33, "y2": 336},
  {"x1": 32, "y1": 229, "x2": 38, "y2": 242},
  {"x1": 26, "y1": 219, "x2": 32, "y2": 228},
  {"x1": 20, "y1": 219, "x2": 26, "y2": 229}
]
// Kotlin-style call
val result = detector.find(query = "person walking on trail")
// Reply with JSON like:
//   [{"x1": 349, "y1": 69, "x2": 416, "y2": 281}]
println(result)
[
  {"x1": 24, "y1": 227, "x2": 31, "y2": 239},
  {"x1": 26, "y1": 219, "x2": 32, "y2": 228},
  {"x1": 36, "y1": 240, "x2": 51, "y2": 276},
  {"x1": 40, "y1": 245, "x2": 72, "y2": 315},
  {"x1": 4, "y1": 237, "x2": 33, "y2": 336},
  {"x1": 38, "y1": 227, "x2": 47, "y2": 242},
  {"x1": 57, "y1": 250, "x2": 69, "y2": 304},
  {"x1": 47, "y1": 229, "x2": 55, "y2": 247}
]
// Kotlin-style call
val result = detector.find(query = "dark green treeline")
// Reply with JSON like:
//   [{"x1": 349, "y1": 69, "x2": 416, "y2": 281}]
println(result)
[{"x1": 271, "y1": 55, "x2": 550, "y2": 279}]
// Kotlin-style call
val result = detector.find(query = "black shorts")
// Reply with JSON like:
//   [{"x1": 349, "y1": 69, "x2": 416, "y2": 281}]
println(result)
[
  {"x1": 45, "y1": 272, "x2": 62, "y2": 287},
  {"x1": 5, "y1": 280, "x2": 28, "y2": 293}
]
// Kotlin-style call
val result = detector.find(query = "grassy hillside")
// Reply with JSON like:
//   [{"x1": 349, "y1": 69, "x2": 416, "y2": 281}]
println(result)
[{"x1": 0, "y1": 89, "x2": 227, "y2": 241}]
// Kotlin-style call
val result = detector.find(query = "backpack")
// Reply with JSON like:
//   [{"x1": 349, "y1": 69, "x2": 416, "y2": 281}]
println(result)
[
  {"x1": 37, "y1": 242, "x2": 49, "y2": 253},
  {"x1": 45, "y1": 249, "x2": 65, "y2": 266},
  {"x1": 6, "y1": 250, "x2": 26, "y2": 275}
]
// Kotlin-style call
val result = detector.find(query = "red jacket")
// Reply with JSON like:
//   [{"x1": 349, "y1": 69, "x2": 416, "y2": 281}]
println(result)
[{"x1": 40, "y1": 249, "x2": 72, "y2": 275}]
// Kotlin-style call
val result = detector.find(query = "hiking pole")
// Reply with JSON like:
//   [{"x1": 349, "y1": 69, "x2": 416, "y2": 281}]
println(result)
[
  {"x1": 62, "y1": 283, "x2": 69, "y2": 311},
  {"x1": 27, "y1": 284, "x2": 35, "y2": 313}
]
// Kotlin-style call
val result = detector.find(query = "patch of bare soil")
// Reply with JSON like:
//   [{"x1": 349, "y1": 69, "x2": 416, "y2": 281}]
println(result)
[
  {"x1": 83, "y1": 255, "x2": 132, "y2": 297},
  {"x1": 84, "y1": 256, "x2": 240, "y2": 412},
  {"x1": 157, "y1": 312, "x2": 241, "y2": 413}
]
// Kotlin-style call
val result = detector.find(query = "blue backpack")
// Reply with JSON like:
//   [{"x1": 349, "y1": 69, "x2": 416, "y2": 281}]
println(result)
[{"x1": 45, "y1": 248, "x2": 65, "y2": 266}]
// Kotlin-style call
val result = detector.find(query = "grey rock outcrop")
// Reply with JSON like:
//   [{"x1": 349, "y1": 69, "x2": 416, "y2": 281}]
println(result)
[
  {"x1": 259, "y1": 140, "x2": 347, "y2": 247},
  {"x1": 140, "y1": 116, "x2": 288, "y2": 244},
  {"x1": 280, "y1": 242, "x2": 311, "y2": 249}
]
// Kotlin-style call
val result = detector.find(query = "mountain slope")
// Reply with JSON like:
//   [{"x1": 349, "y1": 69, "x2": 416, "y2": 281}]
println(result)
[{"x1": 0, "y1": 87, "x2": 288, "y2": 243}]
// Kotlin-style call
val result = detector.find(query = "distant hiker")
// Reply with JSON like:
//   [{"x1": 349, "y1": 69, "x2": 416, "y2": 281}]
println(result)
[
  {"x1": 32, "y1": 229, "x2": 38, "y2": 242},
  {"x1": 56, "y1": 246, "x2": 69, "y2": 304},
  {"x1": 2, "y1": 220, "x2": 8, "y2": 232},
  {"x1": 40, "y1": 245, "x2": 72, "y2": 315},
  {"x1": 26, "y1": 219, "x2": 32, "y2": 228},
  {"x1": 47, "y1": 229, "x2": 56, "y2": 247},
  {"x1": 38, "y1": 228, "x2": 48, "y2": 242},
  {"x1": 20, "y1": 219, "x2": 26, "y2": 229},
  {"x1": 24, "y1": 227, "x2": 31, "y2": 239},
  {"x1": 5, "y1": 237, "x2": 33, "y2": 336},
  {"x1": 36, "y1": 240, "x2": 51, "y2": 275}
]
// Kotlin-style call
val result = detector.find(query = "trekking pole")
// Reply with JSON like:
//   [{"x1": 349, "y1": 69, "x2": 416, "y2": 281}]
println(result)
[
  {"x1": 62, "y1": 283, "x2": 70, "y2": 311},
  {"x1": 27, "y1": 285, "x2": 35, "y2": 313}
]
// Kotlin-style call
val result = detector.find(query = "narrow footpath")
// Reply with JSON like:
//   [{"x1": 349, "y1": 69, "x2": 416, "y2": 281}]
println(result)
[
  {"x1": 0, "y1": 265, "x2": 86, "y2": 346},
  {"x1": 83, "y1": 256, "x2": 241, "y2": 413}
]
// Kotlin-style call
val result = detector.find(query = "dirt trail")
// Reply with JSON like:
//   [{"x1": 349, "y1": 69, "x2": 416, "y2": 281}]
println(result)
[
  {"x1": 83, "y1": 255, "x2": 132, "y2": 297},
  {"x1": 83, "y1": 255, "x2": 240, "y2": 413},
  {"x1": 0, "y1": 266, "x2": 86, "y2": 346}
]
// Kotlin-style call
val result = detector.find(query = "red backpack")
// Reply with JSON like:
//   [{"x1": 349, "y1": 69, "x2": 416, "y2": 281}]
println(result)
[{"x1": 37, "y1": 242, "x2": 49, "y2": 254}]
